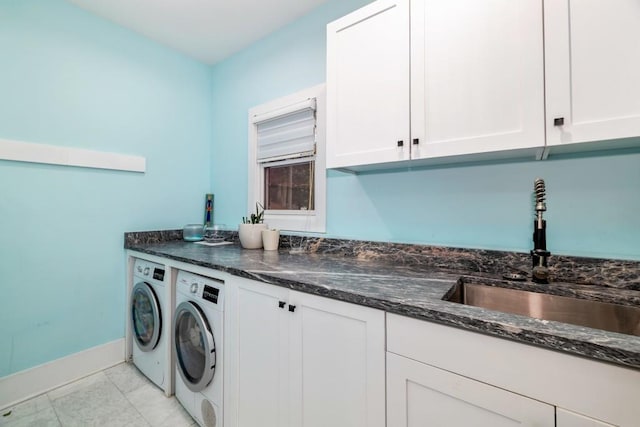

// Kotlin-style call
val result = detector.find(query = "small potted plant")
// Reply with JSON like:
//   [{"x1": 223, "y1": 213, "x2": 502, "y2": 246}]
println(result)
[{"x1": 238, "y1": 202, "x2": 268, "y2": 249}]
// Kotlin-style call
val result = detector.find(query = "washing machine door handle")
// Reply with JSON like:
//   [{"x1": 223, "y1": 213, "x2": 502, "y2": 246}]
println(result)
[{"x1": 174, "y1": 301, "x2": 216, "y2": 393}]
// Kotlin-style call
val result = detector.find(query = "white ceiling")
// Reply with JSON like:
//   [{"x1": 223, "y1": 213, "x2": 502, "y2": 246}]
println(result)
[{"x1": 66, "y1": 0, "x2": 332, "y2": 65}]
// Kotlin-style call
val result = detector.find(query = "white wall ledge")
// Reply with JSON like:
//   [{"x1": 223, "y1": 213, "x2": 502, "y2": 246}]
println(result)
[{"x1": 0, "y1": 138, "x2": 146, "y2": 173}]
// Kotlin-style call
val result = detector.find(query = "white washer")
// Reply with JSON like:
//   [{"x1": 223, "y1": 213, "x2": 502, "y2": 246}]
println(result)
[
  {"x1": 131, "y1": 258, "x2": 167, "y2": 390},
  {"x1": 174, "y1": 270, "x2": 224, "y2": 427}
]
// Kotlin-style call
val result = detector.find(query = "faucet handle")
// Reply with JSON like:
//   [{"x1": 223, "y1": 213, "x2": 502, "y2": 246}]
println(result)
[
  {"x1": 531, "y1": 249, "x2": 551, "y2": 284},
  {"x1": 532, "y1": 265, "x2": 550, "y2": 283}
]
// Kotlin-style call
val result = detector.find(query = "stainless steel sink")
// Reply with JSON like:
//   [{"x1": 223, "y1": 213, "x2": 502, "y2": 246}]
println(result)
[{"x1": 446, "y1": 282, "x2": 640, "y2": 336}]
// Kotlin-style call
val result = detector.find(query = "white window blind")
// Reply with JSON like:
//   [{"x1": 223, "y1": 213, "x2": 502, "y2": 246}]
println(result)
[{"x1": 253, "y1": 98, "x2": 316, "y2": 162}]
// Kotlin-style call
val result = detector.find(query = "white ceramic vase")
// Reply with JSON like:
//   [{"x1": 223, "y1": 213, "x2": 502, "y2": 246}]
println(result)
[{"x1": 238, "y1": 223, "x2": 267, "y2": 249}]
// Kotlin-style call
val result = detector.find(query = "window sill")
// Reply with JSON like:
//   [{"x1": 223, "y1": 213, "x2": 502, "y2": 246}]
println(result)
[{"x1": 264, "y1": 212, "x2": 325, "y2": 233}]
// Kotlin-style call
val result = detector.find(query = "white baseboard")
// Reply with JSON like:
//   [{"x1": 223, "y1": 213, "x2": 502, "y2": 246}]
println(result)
[{"x1": 0, "y1": 338, "x2": 125, "y2": 410}]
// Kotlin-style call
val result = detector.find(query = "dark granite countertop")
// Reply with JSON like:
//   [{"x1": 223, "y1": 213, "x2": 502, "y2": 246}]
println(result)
[{"x1": 125, "y1": 237, "x2": 640, "y2": 371}]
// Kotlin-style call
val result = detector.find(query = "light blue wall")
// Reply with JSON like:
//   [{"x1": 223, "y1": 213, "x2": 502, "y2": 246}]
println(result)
[
  {"x1": 210, "y1": 0, "x2": 640, "y2": 261},
  {"x1": 0, "y1": 0, "x2": 212, "y2": 376},
  {"x1": 327, "y1": 150, "x2": 640, "y2": 259}
]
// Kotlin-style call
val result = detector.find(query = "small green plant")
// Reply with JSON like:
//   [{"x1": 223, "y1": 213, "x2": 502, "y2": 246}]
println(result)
[{"x1": 242, "y1": 202, "x2": 265, "y2": 224}]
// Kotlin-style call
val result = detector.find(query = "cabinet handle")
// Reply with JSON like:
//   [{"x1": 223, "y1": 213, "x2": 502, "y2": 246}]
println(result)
[
  {"x1": 397, "y1": 140, "x2": 404, "y2": 147},
  {"x1": 278, "y1": 301, "x2": 286, "y2": 309},
  {"x1": 554, "y1": 117, "x2": 565, "y2": 126},
  {"x1": 412, "y1": 138, "x2": 419, "y2": 145},
  {"x1": 288, "y1": 304, "x2": 296, "y2": 313}
]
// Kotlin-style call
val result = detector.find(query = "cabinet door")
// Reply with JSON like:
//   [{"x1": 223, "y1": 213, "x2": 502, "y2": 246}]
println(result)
[
  {"x1": 326, "y1": 0, "x2": 410, "y2": 169},
  {"x1": 410, "y1": 0, "x2": 544, "y2": 159},
  {"x1": 387, "y1": 352, "x2": 555, "y2": 427},
  {"x1": 227, "y1": 278, "x2": 290, "y2": 427},
  {"x1": 556, "y1": 408, "x2": 615, "y2": 427},
  {"x1": 545, "y1": 0, "x2": 640, "y2": 146},
  {"x1": 288, "y1": 291, "x2": 386, "y2": 427}
]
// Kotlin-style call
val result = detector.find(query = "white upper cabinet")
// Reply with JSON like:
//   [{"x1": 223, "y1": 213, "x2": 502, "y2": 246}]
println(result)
[
  {"x1": 326, "y1": 0, "x2": 545, "y2": 170},
  {"x1": 326, "y1": 0, "x2": 410, "y2": 169},
  {"x1": 411, "y1": 0, "x2": 544, "y2": 159},
  {"x1": 327, "y1": 0, "x2": 640, "y2": 170},
  {"x1": 545, "y1": 0, "x2": 640, "y2": 148}
]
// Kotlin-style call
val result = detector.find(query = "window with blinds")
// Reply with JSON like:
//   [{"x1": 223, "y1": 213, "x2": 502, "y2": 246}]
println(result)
[
  {"x1": 254, "y1": 98, "x2": 316, "y2": 163},
  {"x1": 252, "y1": 98, "x2": 317, "y2": 212},
  {"x1": 247, "y1": 85, "x2": 326, "y2": 233}
]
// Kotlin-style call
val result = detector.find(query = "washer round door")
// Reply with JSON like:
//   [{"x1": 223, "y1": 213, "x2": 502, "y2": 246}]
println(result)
[
  {"x1": 131, "y1": 282, "x2": 162, "y2": 352},
  {"x1": 174, "y1": 301, "x2": 216, "y2": 392}
]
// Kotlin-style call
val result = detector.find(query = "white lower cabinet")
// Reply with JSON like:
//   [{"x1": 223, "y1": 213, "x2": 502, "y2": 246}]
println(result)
[
  {"x1": 387, "y1": 313, "x2": 640, "y2": 427},
  {"x1": 387, "y1": 352, "x2": 554, "y2": 426},
  {"x1": 225, "y1": 277, "x2": 385, "y2": 427},
  {"x1": 226, "y1": 276, "x2": 289, "y2": 427},
  {"x1": 387, "y1": 351, "x2": 617, "y2": 427},
  {"x1": 222, "y1": 271, "x2": 633, "y2": 427},
  {"x1": 556, "y1": 408, "x2": 615, "y2": 427}
]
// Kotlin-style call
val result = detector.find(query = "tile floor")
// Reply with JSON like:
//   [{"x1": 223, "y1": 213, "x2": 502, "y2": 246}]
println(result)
[{"x1": 0, "y1": 363, "x2": 196, "y2": 427}]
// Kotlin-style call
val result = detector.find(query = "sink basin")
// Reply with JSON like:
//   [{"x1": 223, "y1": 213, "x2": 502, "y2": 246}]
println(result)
[{"x1": 446, "y1": 282, "x2": 640, "y2": 336}]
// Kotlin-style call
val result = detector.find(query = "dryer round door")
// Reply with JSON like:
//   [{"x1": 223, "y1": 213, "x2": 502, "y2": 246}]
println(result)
[
  {"x1": 131, "y1": 282, "x2": 162, "y2": 352},
  {"x1": 174, "y1": 301, "x2": 216, "y2": 393}
]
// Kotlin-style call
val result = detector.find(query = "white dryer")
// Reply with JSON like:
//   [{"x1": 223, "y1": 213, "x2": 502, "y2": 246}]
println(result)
[
  {"x1": 174, "y1": 270, "x2": 224, "y2": 427},
  {"x1": 131, "y1": 258, "x2": 167, "y2": 390}
]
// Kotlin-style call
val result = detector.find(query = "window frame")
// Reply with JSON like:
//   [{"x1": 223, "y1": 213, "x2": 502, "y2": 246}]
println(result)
[{"x1": 247, "y1": 84, "x2": 326, "y2": 233}]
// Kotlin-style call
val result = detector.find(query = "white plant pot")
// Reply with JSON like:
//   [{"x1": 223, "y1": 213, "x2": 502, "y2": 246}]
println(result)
[
  {"x1": 262, "y1": 229, "x2": 280, "y2": 251},
  {"x1": 238, "y1": 223, "x2": 267, "y2": 249}
]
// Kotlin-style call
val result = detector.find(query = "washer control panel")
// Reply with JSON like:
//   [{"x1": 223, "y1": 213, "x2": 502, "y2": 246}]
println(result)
[
  {"x1": 133, "y1": 259, "x2": 165, "y2": 284},
  {"x1": 176, "y1": 270, "x2": 224, "y2": 309}
]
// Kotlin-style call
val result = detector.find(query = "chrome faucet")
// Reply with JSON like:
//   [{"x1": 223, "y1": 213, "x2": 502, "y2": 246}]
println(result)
[{"x1": 531, "y1": 178, "x2": 550, "y2": 283}]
